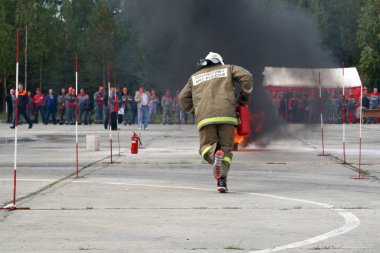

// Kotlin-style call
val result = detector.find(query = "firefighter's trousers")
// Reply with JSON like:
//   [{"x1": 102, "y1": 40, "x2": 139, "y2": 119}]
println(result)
[{"x1": 199, "y1": 124, "x2": 234, "y2": 177}]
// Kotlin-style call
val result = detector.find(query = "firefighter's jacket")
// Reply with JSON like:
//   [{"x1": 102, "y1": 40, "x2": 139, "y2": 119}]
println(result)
[{"x1": 179, "y1": 64, "x2": 253, "y2": 130}]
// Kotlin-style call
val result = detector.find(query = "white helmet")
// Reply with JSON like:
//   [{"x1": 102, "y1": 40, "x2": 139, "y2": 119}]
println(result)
[
  {"x1": 205, "y1": 52, "x2": 224, "y2": 65},
  {"x1": 198, "y1": 52, "x2": 224, "y2": 69}
]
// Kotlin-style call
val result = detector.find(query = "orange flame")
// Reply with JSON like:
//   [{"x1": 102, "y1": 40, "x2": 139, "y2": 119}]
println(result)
[{"x1": 234, "y1": 129, "x2": 245, "y2": 144}]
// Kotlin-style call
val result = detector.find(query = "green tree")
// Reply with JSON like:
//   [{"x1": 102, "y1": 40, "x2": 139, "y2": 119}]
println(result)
[
  {"x1": 87, "y1": 0, "x2": 119, "y2": 86},
  {"x1": 59, "y1": 0, "x2": 95, "y2": 88},
  {"x1": 14, "y1": 0, "x2": 65, "y2": 91},
  {"x1": 357, "y1": 0, "x2": 380, "y2": 87},
  {"x1": 0, "y1": 0, "x2": 15, "y2": 112}
]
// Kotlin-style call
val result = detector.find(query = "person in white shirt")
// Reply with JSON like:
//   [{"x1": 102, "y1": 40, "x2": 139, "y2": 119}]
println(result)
[{"x1": 134, "y1": 86, "x2": 151, "y2": 130}]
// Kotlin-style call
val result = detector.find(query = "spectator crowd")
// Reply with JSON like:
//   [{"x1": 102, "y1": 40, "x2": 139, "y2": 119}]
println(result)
[
  {"x1": 271, "y1": 87, "x2": 380, "y2": 124},
  {"x1": 5, "y1": 84, "x2": 195, "y2": 130},
  {"x1": 6, "y1": 85, "x2": 379, "y2": 128}
]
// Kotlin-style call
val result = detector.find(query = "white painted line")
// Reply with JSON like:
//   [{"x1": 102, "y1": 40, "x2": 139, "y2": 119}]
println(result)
[
  {"x1": 5, "y1": 178, "x2": 359, "y2": 252},
  {"x1": 69, "y1": 181, "x2": 360, "y2": 253},
  {"x1": 243, "y1": 192, "x2": 360, "y2": 253}
]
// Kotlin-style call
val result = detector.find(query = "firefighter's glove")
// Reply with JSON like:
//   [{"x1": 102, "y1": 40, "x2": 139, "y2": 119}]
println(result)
[
  {"x1": 237, "y1": 96, "x2": 249, "y2": 105},
  {"x1": 238, "y1": 91, "x2": 250, "y2": 105}
]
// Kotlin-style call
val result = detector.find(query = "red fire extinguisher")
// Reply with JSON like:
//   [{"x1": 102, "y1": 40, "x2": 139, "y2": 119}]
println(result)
[
  {"x1": 236, "y1": 104, "x2": 251, "y2": 137},
  {"x1": 131, "y1": 132, "x2": 141, "y2": 154}
]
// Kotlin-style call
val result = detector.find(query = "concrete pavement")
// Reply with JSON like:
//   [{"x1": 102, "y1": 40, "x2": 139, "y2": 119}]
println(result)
[{"x1": 0, "y1": 122, "x2": 379, "y2": 252}]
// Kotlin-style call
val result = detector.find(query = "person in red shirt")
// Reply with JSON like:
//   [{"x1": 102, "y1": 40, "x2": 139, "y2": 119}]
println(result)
[{"x1": 33, "y1": 88, "x2": 46, "y2": 124}]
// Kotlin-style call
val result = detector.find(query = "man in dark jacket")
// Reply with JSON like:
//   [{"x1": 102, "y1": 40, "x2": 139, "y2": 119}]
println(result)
[
  {"x1": 362, "y1": 87, "x2": 370, "y2": 124},
  {"x1": 44, "y1": 89, "x2": 57, "y2": 125},
  {"x1": 124, "y1": 90, "x2": 134, "y2": 125},
  {"x1": 11, "y1": 84, "x2": 33, "y2": 129},
  {"x1": 83, "y1": 95, "x2": 93, "y2": 125},
  {"x1": 5, "y1": 89, "x2": 14, "y2": 123}
]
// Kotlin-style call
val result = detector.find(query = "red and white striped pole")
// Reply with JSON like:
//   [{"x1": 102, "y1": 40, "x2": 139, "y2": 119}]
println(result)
[
  {"x1": 12, "y1": 29, "x2": 20, "y2": 207},
  {"x1": 354, "y1": 73, "x2": 368, "y2": 180},
  {"x1": 113, "y1": 80, "x2": 122, "y2": 156},
  {"x1": 342, "y1": 64, "x2": 347, "y2": 164},
  {"x1": 75, "y1": 54, "x2": 79, "y2": 178},
  {"x1": 1, "y1": 29, "x2": 29, "y2": 210},
  {"x1": 318, "y1": 72, "x2": 328, "y2": 156},
  {"x1": 113, "y1": 81, "x2": 123, "y2": 160},
  {"x1": 108, "y1": 63, "x2": 113, "y2": 163}
]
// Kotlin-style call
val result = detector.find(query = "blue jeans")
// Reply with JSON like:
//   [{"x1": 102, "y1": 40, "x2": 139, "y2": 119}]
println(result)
[
  {"x1": 149, "y1": 104, "x2": 158, "y2": 123},
  {"x1": 78, "y1": 106, "x2": 85, "y2": 124},
  {"x1": 34, "y1": 106, "x2": 44, "y2": 123},
  {"x1": 138, "y1": 105, "x2": 149, "y2": 129},
  {"x1": 95, "y1": 105, "x2": 103, "y2": 123},
  {"x1": 44, "y1": 109, "x2": 57, "y2": 124},
  {"x1": 85, "y1": 110, "x2": 92, "y2": 124}
]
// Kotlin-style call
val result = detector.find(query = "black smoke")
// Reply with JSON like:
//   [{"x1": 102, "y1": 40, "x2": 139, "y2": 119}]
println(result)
[{"x1": 121, "y1": 0, "x2": 338, "y2": 142}]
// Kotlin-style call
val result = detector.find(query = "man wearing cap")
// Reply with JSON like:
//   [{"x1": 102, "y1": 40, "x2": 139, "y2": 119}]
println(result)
[
  {"x1": 179, "y1": 52, "x2": 253, "y2": 193},
  {"x1": 94, "y1": 86, "x2": 105, "y2": 124},
  {"x1": 33, "y1": 88, "x2": 45, "y2": 124}
]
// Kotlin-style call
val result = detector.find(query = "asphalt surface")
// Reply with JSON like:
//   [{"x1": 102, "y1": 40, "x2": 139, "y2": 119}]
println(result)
[{"x1": 0, "y1": 122, "x2": 379, "y2": 253}]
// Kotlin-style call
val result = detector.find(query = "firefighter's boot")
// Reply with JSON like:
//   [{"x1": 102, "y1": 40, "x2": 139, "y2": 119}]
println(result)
[
  {"x1": 217, "y1": 177, "x2": 228, "y2": 193},
  {"x1": 213, "y1": 150, "x2": 224, "y2": 180}
]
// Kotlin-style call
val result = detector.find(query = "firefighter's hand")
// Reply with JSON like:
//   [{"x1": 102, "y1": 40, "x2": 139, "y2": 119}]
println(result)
[
  {"x1": 238, "y1": 90, "x2": 251, "y2": 105},
  {"x1": 237, "y1": 96, "x2": 249, "y2": 105}
]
